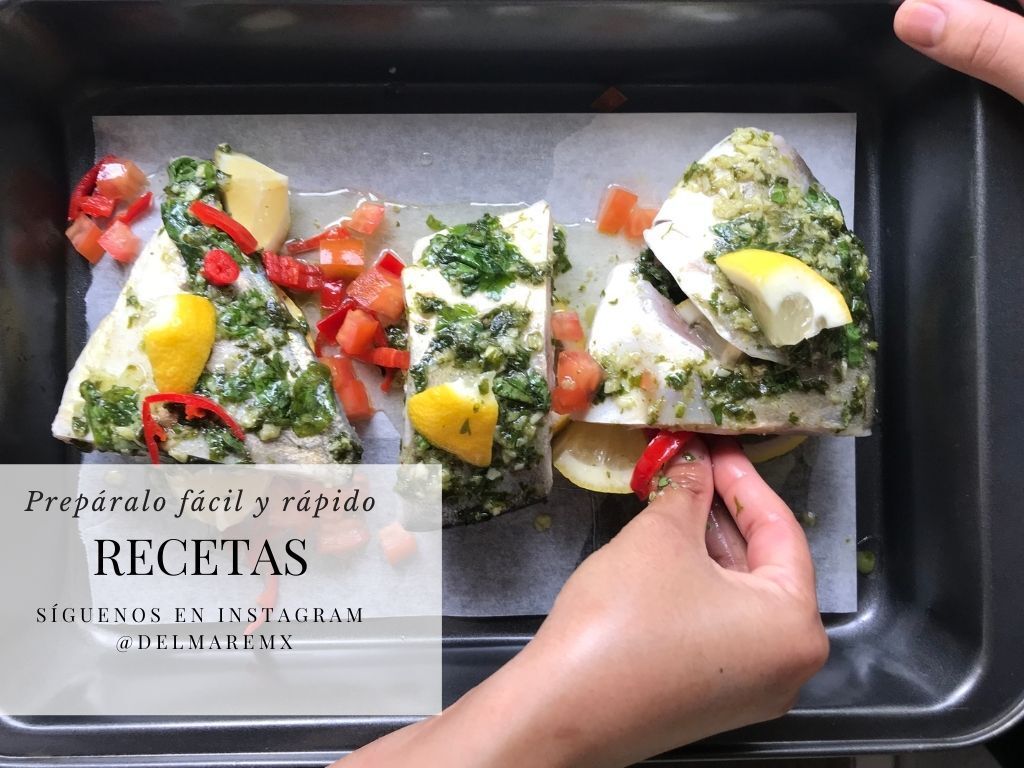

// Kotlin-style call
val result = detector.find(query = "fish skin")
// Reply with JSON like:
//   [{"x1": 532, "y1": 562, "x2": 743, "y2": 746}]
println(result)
[{"x1": 52, "y1": 228, "x2": 361, "y2": 464}]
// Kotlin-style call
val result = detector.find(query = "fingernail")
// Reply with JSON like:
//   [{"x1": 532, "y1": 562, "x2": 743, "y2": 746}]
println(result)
[{"x1": 898, "y1": 0, "x2": 947, "y2": 47}]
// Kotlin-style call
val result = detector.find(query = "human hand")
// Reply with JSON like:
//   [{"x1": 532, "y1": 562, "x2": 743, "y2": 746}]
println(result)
[
  {"x1": 894, "y1": 0, "x2": 1024, "y2": 101},
  {"x1": 336, "y1": 436, "x2": 828, "y2": 768}
]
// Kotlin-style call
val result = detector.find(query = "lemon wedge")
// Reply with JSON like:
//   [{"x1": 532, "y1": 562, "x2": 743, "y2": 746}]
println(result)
[
  {"x1": 142, "y1": 294, "x2": 217, "y2": 393},
  {"x1": 408, "y1": 379, "x2": 498, "y2": 467},
  {"x1": 740, "y1": 434, "x2": 807, "y2": 464},
  {"x1": 716, "y1": 249, "x2": 852, "y2": 347},
  {"x1": 552, "y1": 422, "x2": 649, "y2": 494},
  {"x1": 214, "y1": 148, "x2": 290, "y2": 251}
]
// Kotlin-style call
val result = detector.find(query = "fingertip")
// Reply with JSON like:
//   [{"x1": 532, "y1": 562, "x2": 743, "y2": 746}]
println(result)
[{"x1": 894, "y1": 0, "x2": 947, "y2": 48}]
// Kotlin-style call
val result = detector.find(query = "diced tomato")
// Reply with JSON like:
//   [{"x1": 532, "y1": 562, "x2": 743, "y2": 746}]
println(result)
[
  {"x1": 320, "y1": 356, "x2": 374, "y2": 421},
  {"x1": 551, "y1": 349, "x2": 604, "y2": 414},
  {"x1": 639, "y1": 369, "x2": 658, "y2": 393},
  {"x1": 98, "y1": 220, "x2": 141, "y2": 264},
  {"x1": 321, "y1": 280, "x2": 346, "y2": 311},
  {"x1": 381, "y1": 368, "x2": 397, "y2": 393},
  {"x1": 95, "y1": 159, "x2": 147, "y2": 202},
  {"x1": 78, "y1": 194, "x2": 116, "y2": 218},
  {"x1": 596, "y1": 185, "x2": 639, "y2": 235},
  {"x1": 285, "y1": 225, "x2": 349, "y2": 255},
  {"x1": 337, "y1": 309, "x2": 379, "y2": 356},
  {"x1": 626, "y1": 206, "x2": 657, "y2": 239},
  {"x1": 378, "y1": 522, "x2": 417, "y2": 566},
  {"x1": 377, "y1": 249, "x2": 405, "y2": 277},
  {"x1": 263, "y1": 251, "x2": 324, "y2": 292},
  {"x1": 370, "y1": 347, "x2": 410, "y2": 370},
  {"x1": 317, "y1": 298, "x2": 358, "y2": 340},
  {"x1": 317, "y1": 516, "x2": 370, "y2": 556},
  {"x1": 320, "y1": 237, "x2": 365, "y2": 281},
  {"x1": 190, "y1": 200, "x2": 258, "y2": 254},
  {"x1": 345, "y1": 265, "x2": 405, "y2": 323},
  {"x1": 348, "y1": 201, "x2": 386, "y2": 236},
  {"x1": 65, "y1": 214, "x2": 105, "y2": 264},
  {"x1": 551, "y1": 310, "x2": 585, "y2": 343}
]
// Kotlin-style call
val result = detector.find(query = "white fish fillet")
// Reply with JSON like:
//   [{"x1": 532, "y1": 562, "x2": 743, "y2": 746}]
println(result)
[{"x1": 401, "y1": 202, "x2": 554, "y2": 524}]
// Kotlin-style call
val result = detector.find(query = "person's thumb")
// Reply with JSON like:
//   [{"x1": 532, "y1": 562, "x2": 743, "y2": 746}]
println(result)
[
  {"x1": 895, "y1": 0, "x2": 1024, "y2": 102},
  {"x1": 635, "y1": 435, "x2": 714, "y2": 544}
]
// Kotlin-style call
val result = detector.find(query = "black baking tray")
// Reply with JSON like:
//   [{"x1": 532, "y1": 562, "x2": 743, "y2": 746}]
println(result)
[{"x1": 3, "y1": 0, "x2": 1024, "y2": 764}]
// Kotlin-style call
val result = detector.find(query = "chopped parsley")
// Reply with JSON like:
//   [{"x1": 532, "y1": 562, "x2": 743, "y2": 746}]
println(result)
[
  {"x1": 419, "y1": 213, "x2": 547, "y2": 298},
  {"x1": 78, "y1": 380, "x2": 141, "y2": 453}
]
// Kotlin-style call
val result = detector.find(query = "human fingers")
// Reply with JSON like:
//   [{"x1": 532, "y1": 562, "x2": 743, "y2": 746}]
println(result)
[
  {"x1": 705, "y1": 494, "x2": 749, "y2": 572},
  {"x1": 640, "y1": 435, "x2": 715, "y2": 543},
  {"x1": 894, "y1": 0, "x2": 1024, "y2": 101},
  {"x1": 710, "y1": 437, "x2": 816, "y2": 597}
]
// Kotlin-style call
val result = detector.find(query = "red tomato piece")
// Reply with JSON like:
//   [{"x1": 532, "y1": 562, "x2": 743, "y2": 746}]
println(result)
[
  {"x1": 98, "y1": 220, "x2": 141, "y2": 264},
  {"x1": 626, "y1": 206, "x2": 657, "y2": 239},
  {"x1": 346, "y1": 266, "x2": 405, "y2": 323},
  {"x1": 370, "y1": 347, "x2": 410, "y2": 370},
  {"x1": 551, "y1": 310, "x2": 585, "y2": 343},
  {"x1": 317, "y1": 516, "x2": 370, "y2": 555},
  {"x1": 348, "y1": 201, "x2": 387, "y2": 236},
  {"x1": 316, "y1": 298, "x2": 357, "y2": 340},
  {"x1": 65, "y1": 214, "x2": 105, "y2": 264},
  {"x1": 378, "y1": 522, "x2": 417, "y2": 566},
  {"x1": 321, "y1": 280, "x2": 346, "y2": 311},
  {"x1": 78, "y1": 194, "x2": 116, "y2": 218},
  {"x1": 337, "y1": 309, "x2": 380, "y2": 356},
  {"x1": 320, "y1": 237, "x2": 365, "y2": 281},
  {"x1": 202, "y1": 248, "x2": 241, "y2": 286},
  {"x1": 320, "y1": 356, "x2": 374, "y2": 421},
  {"x1": 95, "y1": 159, "x2": 147, "y2": 202},
  {"x1": 551, "y1": 349, "x2": 604, "y2": 414},
  {"x1": 377, "y1": 249, "x2": 405, "y2": 277},
  {"x1": 596, "y1": 185, "x2": 639, "y2": 235}
]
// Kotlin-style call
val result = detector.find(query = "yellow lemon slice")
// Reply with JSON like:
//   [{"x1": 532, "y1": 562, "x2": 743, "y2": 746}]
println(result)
[
  {"x1": 740, "y1": 434, "x2": 807, "y2": 464},
  {"x1": 215, "y1": 148, "x2": 291, "y2": 251},
  {"x1": 552, "y1": 421, "x2": 649, "y2": 494},
  {"x1": 408, "y1": 379, "x2": 498, "y2": 467},
  {"x1": 716, "y1": 249, "x2": 852, "y2": 347},
  {"x1": 142, "y1": 294, "x2": 217, "y2": 393}
]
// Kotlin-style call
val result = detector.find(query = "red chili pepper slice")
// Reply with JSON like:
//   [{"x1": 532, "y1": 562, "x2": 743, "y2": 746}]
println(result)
[
  {"x1": 284, "y1": 225, "x2": 350, "y2": 255},
  {"x1": 202, "y1": 248, "x2": 241, "y2": 286},
  {"x1": 189, "y1": 200, "x2": 258, "y2": 254},
  {"x1": 67, "y1": 154, "x2": 116, "y2": 220},
  {"x1": 141, "y1": 393, "x2": 245, "y2": 465},
  {"x1": 78, "y1": 194, "x2": 116, "y2": 218},
  {"x1": 377, "y1": 250, "x2": 405, "y2": 277},
  {"x1": 118, "y1": 191, "x2": 153, "y2": 224},
  {"x1": 629, "y1": 430, "x2": 692, "y2": 499}
]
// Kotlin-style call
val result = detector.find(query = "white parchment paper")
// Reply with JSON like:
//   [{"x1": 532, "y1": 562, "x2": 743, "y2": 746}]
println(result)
[{"x1": 89, "y1": 113, "x2": 859, "y2": 613}]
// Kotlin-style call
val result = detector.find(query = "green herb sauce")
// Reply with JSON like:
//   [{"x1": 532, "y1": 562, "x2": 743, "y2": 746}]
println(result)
[
  {"x1": 78, "y1": 380, "x2": 141, "y2": 453},
  {"x1": 419, "y1": 213, "x2": 547, "y2": 298},
  {"x1": 407, "y1": 295, "x2": 550, "y2": 520}
]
